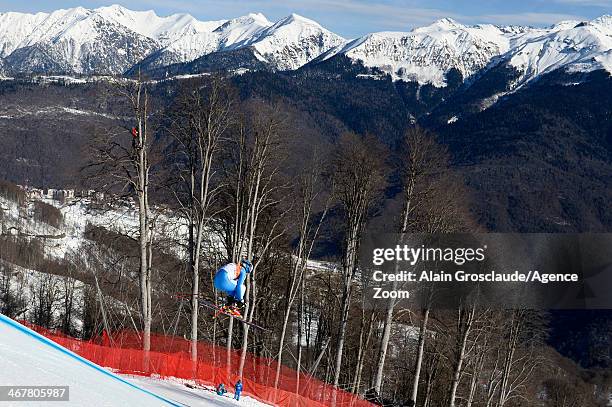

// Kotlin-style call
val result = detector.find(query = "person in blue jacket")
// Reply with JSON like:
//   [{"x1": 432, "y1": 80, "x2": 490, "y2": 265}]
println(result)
[
  {"x1": 234, "y1": 380, "x2": 243, "y2": 401},
  {"x1": 213, "y1": 259, "x2": 252, "y2": 317}
]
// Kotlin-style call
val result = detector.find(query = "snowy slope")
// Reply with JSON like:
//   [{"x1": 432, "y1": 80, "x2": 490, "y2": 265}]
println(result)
[
  {"x1": 0, "y1": 314, "x2": 270, "y2": 406},
  {"x1": 246, "y1": 14, "x2": 346, "y2": 70},
  {"x1": 326, "y1": 18, "x2": 517, "y2": 86},
  {"x1": 142, "y1": 13, "x2": 273, "y2": 69},
  {"x1": 0, "y1": 194, "x2": 140, "y2": 259},
  {"x1": 4, "y1": 7, "x2": 159, "y2": 74},
  {"x1": 0, "y1": 314, "x2": 181, "y2": 406},
  {"x1": 215, "y1": 13, "x2": 273, "y2": 49},
  {"x1": 505, "y1": 16, "x2": 612, "y2": 86},
  {"x1": 0, "y1": 12, "x2": 48, "y2": 57},
  {"x1": 126, "y1": 376, "x2": 269, "y2": 407},
  {"x1": 0, "y1": 6, "x2": 342, "y2": 74},
  {"x1": 324, "y1": 15, "x2": 612, "y2": 87},
  {"x1": 98, "y1": 5, "x2": 229, "y2": 67},
  {"x1": 139, "y1": 12, "x2": 345, "y2": 71},
  {"x1": 95, "y1": 4, "x2": 224, "y2": 44}
]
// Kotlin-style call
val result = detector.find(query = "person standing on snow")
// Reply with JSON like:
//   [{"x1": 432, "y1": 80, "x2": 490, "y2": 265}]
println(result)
[
  {"x1": 234, "y1": 380, "x2": 243, "y2": 401},
  {"x1": 213, "y1": 259, "x2": 252, "y2": 317}
]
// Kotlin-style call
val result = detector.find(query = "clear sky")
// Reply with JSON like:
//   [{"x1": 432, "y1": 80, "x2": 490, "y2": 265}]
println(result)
[{"x1": 0, "y1": 0, "x2": 610, "y2": 38}]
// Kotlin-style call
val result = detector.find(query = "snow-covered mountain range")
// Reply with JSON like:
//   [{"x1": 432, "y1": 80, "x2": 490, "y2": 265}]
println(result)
[
  {"x1": 0, "y1": 5, "x2": 344, "y2": 75},
  {"x1": 0, "y1": 4, "x2": 610, "y2": 87},
  {"x1": 320, "y1": 15, "x2": 612, "y2": 87}
]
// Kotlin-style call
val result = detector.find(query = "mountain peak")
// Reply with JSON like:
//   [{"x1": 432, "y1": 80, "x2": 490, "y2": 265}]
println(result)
[
  {"x1": 213, "y1": 12, "x2": 271, "y2": 42},
  {"x1": 550, "y1": 20, "x2": 582, "y2": 30},
  {"x1": 437, "y1": 17, "x2": 459, "y2": 24},
  {"x1": 431, "y1": 17, "x2": 462, "y2": 29},
  {"x1": 592, "y1": 14, "x2": 612, "y2": 22},
  {"x1": 591, "y1": 14, "x2": 612, "y2": 30},
  {"x1": 233, "y1": 12, "x2": 271, "y2": 27},
  {"x1": 244, "y1": 12, "x2": 345, "y2": 70},
  {"x1": 411, "y1": 17, "x2": 465, "y2": 34},
  {"x1": 56, "y1": 6, "x2": 90, "y2": 18},
  {"x1": 276, "y1": 13, "x2": 321, "y2": 28},
  {"x1": 96, "y1": 4, "x2": 132, "y2": 14},
  {"x1": 245, "y1": 12, "x2": 270, "y2": 22}
]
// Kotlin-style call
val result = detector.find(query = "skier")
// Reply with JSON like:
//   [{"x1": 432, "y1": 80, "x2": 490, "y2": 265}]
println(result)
[
  {"x1": 216, "y1": 383, "x2": 226, "y2": 396},
  {"x1": 213, "y1": 259, "x2": 252, "y2": 317},
  {"x1": 234, "y1": 380, "x2": 243, "y2": 401}
]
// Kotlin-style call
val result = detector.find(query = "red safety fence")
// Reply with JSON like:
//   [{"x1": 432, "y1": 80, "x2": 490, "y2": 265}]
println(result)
[{"x1": 19, "y1": 322, "x2": 374, "y2": 407}]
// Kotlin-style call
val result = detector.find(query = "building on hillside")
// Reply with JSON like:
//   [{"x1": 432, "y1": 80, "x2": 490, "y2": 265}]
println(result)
[
  {"x1": 27, "y1": 188, "x2": 43, "y2": 200},
  {"x1": 14, "y1": 185, "x2": 76, "y2": 202},
  {"x1": 60, "y1": 189, "x2": 75, "y2": 200},
  {"x1": 15, "y1": 185, "x2": 44, "y2": 200},
  {"x1": 44, "y1": 188, "x2": 56, "y2": 199},
  {"x1": 75, "y1": 189, "x2": 105, "y2": 202},
  {"x1": 76, "y1": 189, "x2": 96, "y2": 199}
]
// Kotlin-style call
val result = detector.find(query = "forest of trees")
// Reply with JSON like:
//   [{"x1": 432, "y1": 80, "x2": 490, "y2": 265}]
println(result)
[{"x1": 1, "y1": 75, "x2": 610, "y2": 406}]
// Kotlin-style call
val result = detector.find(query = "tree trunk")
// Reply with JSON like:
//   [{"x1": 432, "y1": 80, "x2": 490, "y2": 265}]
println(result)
[
  {"x1": 449, "y1": 307, "x2": 475, "y2": 407},
  {"x1": 137, "y1": 136, "x2": 152, "y2": 358},
  {"x1": 238, "y1": 137, "x2": 263, "y2": 378},
  {"x1": 466, "y1": 351, "x2": 485, "y2": 407},
  {"x1": 411, "y1": 307, "x2": 430, "y2": 404},
  {"x1": 333, "y1": 220, "x2": 361, "y2": 390},
  {"x1": 352, "y1": 310, "x2": 375, "y2": 394},
  {"x1": 374, "y1": 291, "x2": 396, "y2": 393},
  {"x1": 497, "y1": 311, "x2": 521, "y2": 407},
  {"x1": 296, "y1": 277, "x2": 304, "y2": 394},
  {"x1": 333, "y1": 275, "x2": 353, "y2": 388},
  {"x1": 190, "y1": 217, "x2": 204, "y2": 364},
  {"x1": 274, "y1": 301, "x2": 292, "y2": 388}
]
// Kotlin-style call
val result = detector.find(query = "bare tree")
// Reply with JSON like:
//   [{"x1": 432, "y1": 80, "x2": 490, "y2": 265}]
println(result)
[
  {"x1": 215, "y1": 101, "x2": 290, "y2": 375},
  {"x1": 495, "y1": 310, "x2": 546, "y2": 407},
  {"x1": 84, "y1": 72, "x2": 156, "y2": 355},
  {"x1": 31, "y1": 273, "x2": 60, "y2": 329},
  {"x1": 167, "y1": 77, "x2": 234, "y2": 362},
  {"x1": 274, "y1": 150, "x2": 331, "y2": 389},
  {"x1": 0, "y1": 262, "x2": 27, "y2": 318},
  {"x1": 59, "y1": 275, "x2": 77, "y2": 336},
  {"x1": 237, "y1": 103, "x2": 291, "y2": 378},
  {"x1": 330, "y1": 133, "x2": 388, "y2": 391},
  {"x1": 448, "y1": 303, "x2": 477, "y2": 407},
  {"x1": 351, "y1": 298, "x2": 376, "y2": 394},
  {"x1": 465, "y1": 315, "x2": 496, "y2": 407},
  {"x1": 375, "y1": 126, "x2": 473, "y2": 401}
]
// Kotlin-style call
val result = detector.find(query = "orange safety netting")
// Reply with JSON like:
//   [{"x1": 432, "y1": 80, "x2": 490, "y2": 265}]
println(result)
[{"x1": 19, "y1": 322, "x2": 374, "y2": 407}]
